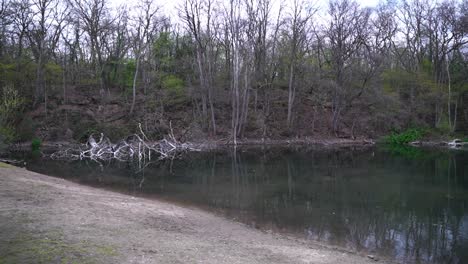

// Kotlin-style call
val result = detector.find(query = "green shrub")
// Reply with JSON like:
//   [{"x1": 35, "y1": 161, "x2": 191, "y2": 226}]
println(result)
[
  {"x1": 162, "y1": 75, "x2": 185, "y2": 97},
  {"x1": 0, "y1": 85, "x2": 25, "y2": 144},
  {"x1": 0, "y1": 126, "x2": 15, "y2": 143},
  {"x1": 115, "y1": 59, "x2": 135, "y2": 89},
  {"x1": 385, "y1": 128, "x2": 425, "y2": 145},
  {"x1": 31, "y1": 138, "x2": 41, "y2": 152},
  {"x1": 45, "y1": 62, "x2": 63, "y2": 84}
]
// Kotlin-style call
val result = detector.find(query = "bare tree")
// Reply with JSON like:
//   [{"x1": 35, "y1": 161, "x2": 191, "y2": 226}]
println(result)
[
  {"x1": 284, "y1": 0, "x2": 313, "y2": 129},
  {"x1": 68, "y1": 0, "x2": 112, "y2": 98},
  {"x1": 242, "y1": 0, "x2": 285, "y2": 138},
  {"x1": 28, "y1": 0, "x2": 67, "y2": 109},
  {"x1": 263, "y1": 3, "x2": 283, "y2": 137},
  {"x1": 0, "y1": 0, "x2": 9, "y2": 27},
  {"x1": 224, "y1": 0, "x2": 244, "y2": 143},
  {"x1": 396, "y1": 0, "x2": 468, "y2": 129},
  {"x1": 181, "y1": 0, "x2": 217, "y2": 135},
  {"x1": 61, "y1": 20, "x2": 84, "y2": 86},
  {"x1": 129, "y1": 0, "x2": 160, "y2": 115},
  {"x1": 105, "y1": 5, "x2": 130, "y2": 86},
  {"x1": 10, "y1": 0, "x2": 32, "y2": 62},
  {"x1": 0, "y1": 0, "x2": 11, "y2": 59},
  {"x1": 326, "y1": 0, "x2": 371, "y2": 134},
  {"x1": 429, "y1": 1, "x2": 468, "y2": 131}
]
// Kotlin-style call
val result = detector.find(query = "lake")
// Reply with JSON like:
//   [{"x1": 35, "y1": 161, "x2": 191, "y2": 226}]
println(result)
[{"x1": 9, "y1": 145, "x2": 468, "y2": 264}]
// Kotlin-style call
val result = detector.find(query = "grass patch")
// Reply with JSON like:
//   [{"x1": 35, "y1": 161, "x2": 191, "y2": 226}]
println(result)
[
  {"x1": 0, "y1": 162, "x2": 12, "y2": 168},
  {"x1": 0, "y1": 230, "x2": 119, "y2": 264},
  {"x1": 94, "y1": 245, "x2": 118, "y2": 257}
]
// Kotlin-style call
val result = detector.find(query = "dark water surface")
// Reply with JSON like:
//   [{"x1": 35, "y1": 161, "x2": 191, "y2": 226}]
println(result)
[{"x1": 10, "y1": 146, "x2": 468, "y2": 264}]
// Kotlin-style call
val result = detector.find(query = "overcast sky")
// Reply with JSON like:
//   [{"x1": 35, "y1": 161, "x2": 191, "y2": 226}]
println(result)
[{"x1": 109, "y1": 0, "x2": 383, "y2": 19}]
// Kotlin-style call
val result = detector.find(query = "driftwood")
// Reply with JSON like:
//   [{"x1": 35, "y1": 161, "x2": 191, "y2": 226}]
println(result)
[
  {"x1": 447, "y1": 139, "x2": 467, "y2": 148},
  {"x1": 50, "y1": 123, "x2": 198, "y2": 163},
  {"x1": 409, "y1": 139, "x2": 468, "y2": 148}
]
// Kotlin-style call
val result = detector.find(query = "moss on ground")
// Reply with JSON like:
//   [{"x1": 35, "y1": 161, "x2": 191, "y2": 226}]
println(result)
[
  {"x1": 0, "y1": 229, "x2": 119, "y2": 264},
  {"x1": 0, "y1": 162, "x2": 12, "y2": 168}
]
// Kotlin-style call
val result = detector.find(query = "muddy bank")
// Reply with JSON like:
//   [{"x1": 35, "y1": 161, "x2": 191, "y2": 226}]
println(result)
[
  {"x1": 0, "y1": 163, "x2": 389, "y2": 264},
  {"x1": 196, "y1": 137, "x2": 375, "y2": 148},
  {"x1": 7, "y1": 137, "x2": 375, "y2": 154}
]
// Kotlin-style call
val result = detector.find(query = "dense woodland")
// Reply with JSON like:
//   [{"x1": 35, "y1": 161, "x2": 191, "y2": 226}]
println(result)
[{"x1": 0, "y1": 0, "x2": 467, "y2": 145}]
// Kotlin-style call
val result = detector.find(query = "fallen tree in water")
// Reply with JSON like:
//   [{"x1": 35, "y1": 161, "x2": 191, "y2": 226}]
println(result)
[{"x1": 50, "y1": 123, "x2": 198, "y2": 163}]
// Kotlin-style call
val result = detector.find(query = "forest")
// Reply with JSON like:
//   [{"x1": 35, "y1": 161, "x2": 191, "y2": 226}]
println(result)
[{"x1": 0, "y1": 0, "x2": 467, "y2": 146}]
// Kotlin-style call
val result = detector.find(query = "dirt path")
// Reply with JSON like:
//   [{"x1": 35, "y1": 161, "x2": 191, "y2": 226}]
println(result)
[{"x1": 0, "y1": 163, "x2": 388, "y2": 264}]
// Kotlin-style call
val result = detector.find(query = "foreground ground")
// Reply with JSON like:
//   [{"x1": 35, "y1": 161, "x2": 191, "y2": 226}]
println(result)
[{"x1": 0, "y1": 163, "x2": 389, "y2": 264}]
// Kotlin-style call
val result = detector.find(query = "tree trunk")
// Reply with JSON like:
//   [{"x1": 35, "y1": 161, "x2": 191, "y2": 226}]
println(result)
[
  {"x1": 452, "y1": 99, "x2": 458, "y2": 132},
  {"x1": 446, "y1": 55, "x2": 452, "y2": 130},
  {"x1": 34, "y1": 40, "x2": 45, "y2": 108},
  {"x1": 130, "y1": 53, "x2": 141, "y2": 115},
  {"x1": 287, "y1": 62, "x2": 295, "y2": 129},
  {"x1": 208, "y1": 87, "x2": 216, "y2": 135}
]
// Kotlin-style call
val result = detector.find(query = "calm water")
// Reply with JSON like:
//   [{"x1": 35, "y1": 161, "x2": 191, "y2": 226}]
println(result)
[{"x1": 10, "y1": 146, "x2": 468, "y2": 264}]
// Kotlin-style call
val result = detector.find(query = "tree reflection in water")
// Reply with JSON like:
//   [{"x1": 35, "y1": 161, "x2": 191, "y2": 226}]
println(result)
[{"x1": 24, "y1": 146, "x2": 468, "y2": 264}]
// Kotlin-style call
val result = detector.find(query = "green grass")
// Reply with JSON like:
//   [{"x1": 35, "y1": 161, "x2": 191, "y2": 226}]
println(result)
[
  {"x1": 384, "y1": 128, "x2": 425, "y2": 145},
  {"x1": 0, "y1": 162, "x2": 12, "y2": 168},
  {"x1": 0, "y1": 230, "x2": 119, "y2": 264}
]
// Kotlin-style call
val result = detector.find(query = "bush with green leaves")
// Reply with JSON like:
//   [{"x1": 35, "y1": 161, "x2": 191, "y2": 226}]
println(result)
[
  {"x1": 385, "y1": 128, "x2": 425, "y2": 145},
  {"x1": 31, "y1": 138, "x2": 41, "y2": 152},
  {"x1": 161, "y1": 74, "x2": 188, "y2": 106},
  {"x1": 0, "y1": 126, "x2": 15, "y2": 143},
  {"x1": 162, "y1": 75, "x2": 184, "y2": 96}
]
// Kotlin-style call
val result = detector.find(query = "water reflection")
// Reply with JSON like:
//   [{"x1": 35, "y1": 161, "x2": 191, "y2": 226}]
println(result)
[{"x1": 22, "y1": 146, "x2": 468, "y2": 264}]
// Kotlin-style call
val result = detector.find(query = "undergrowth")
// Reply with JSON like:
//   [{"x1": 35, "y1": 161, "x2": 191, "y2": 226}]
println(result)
[
  {"x1": 31, "y1": 138, "x2": 41, "y2": 152},
  {"x1": 385, "y1": 128, "x2": 425, "y2": 145}
]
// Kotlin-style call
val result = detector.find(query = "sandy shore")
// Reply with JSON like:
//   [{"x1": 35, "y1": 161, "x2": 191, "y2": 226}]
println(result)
[{"x1": 0, "y1": 163, "x2": 388, "y2": 264}]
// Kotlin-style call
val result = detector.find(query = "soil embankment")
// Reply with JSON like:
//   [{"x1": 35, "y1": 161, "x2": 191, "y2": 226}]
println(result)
[{"x1": 0, "y1": 163, "x2": 388, "y2": 264}]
